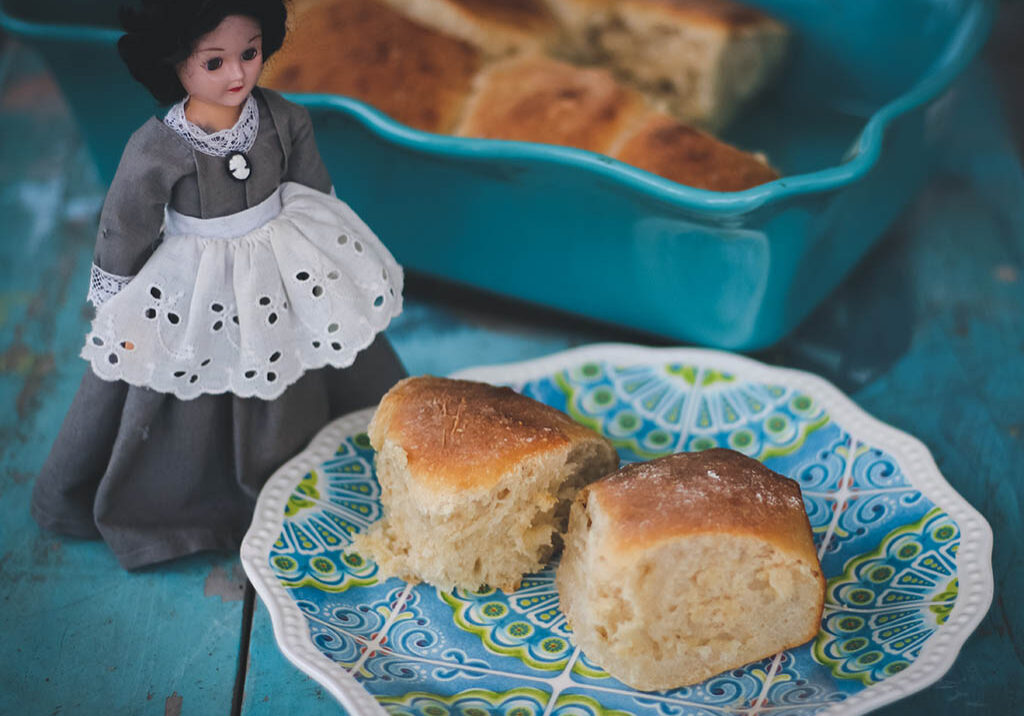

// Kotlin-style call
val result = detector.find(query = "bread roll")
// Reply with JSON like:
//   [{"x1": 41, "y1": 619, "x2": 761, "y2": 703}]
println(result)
[
  {"x1": 611, "y1": 111, "x2": 779, "y2": 191},
  {"x1": 548, "y1": 0, "x2": 789, "y2": 129},
  {"x1": 351, "y1": 376, "x2": 620, "y2": 592},
  {"x1": 457, "y1": 56, "x2": 776, "y2": 190},
  {"x1": 263, "y1": 0, "x2": 481, "y2": 133},
  {"x1": 264, "y1": 0, "x2": 784, "y2": 188},
  {"x1": 379, "y1": 0, "x2": 561, "y2": 56},
  {"x1": 557, "y1": 448, "x2": 824, "y2": 691},
  {"x1": 455, "y1": 54, "x2": 647, "y2": 154}
]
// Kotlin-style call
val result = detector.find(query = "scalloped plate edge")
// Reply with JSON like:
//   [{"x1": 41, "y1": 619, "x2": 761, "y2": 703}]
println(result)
[
  {"x1": 241, "y1": 407, "x2": 389, "y2": 716},
  {"x1": 242, "y1": 343, "x2": 994, "y2": 716}
]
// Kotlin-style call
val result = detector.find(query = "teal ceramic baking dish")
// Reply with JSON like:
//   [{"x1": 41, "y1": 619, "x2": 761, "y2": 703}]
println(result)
[{"x1": 0, "y1": 0, "x2": 995, "y2": 350}]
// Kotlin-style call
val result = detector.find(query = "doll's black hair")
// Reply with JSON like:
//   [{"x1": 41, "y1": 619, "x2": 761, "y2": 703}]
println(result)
[{"x1": 117, "y1": 0, "x2": 288, "y2": 105}]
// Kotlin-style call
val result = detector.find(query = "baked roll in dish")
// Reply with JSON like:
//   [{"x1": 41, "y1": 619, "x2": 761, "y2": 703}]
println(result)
[
  {"x1": 611, "y1": 111, "x2": 779, "y2": 191},
  {"x1": 263, "y1": 0, "x2": 481, "y2": 134},
  {"x1": 379, "y1": 0, "x2": 561, "y2": 57},
  {"x1": 455, "y1": 55, "x2": 778, "y2": 189},
  {"x1": 263, "y1": 0, "x2": 785, "y2": 190},
  {"x1": 351, "y1": 376, "x2": 620, "y2": 592},
  {"x1": 557, "y1": 448, "x2": 825, "y2": 691},
  {"x1": 545, "y1": 0, "x2": 789, "y2": 129},
  {"x1": 456, "y1": 54, "x2": 648, "y2": 153}
]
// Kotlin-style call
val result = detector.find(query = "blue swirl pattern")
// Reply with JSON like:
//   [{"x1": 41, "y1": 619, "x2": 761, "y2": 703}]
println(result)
[
  {"x1": 266, "y1": 357, "x2": 962, "y2": 713},
  {"x1": 850, "y1": 447, "x2": 912, "y2": 490}
]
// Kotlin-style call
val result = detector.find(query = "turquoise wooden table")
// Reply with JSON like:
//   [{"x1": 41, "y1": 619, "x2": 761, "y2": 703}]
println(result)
[{"x1": 1, "y1": 9, "x2": 1022, "y2": 714}]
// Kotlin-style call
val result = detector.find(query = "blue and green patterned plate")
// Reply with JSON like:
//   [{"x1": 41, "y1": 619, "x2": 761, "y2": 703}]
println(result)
[{"x1": 241, "y1": 344, "x2": 993, "y2": 715}]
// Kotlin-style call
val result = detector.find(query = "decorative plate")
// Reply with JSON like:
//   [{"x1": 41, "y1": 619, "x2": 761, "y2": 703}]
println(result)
[{"x1": 240, "y1": 344, "x2": 993, "y2": 715}]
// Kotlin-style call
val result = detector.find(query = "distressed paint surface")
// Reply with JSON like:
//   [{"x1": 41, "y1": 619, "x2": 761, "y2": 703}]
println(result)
[
  {"x1": 0, "y1": 40, "x2": 243, "y2": 716},
  {"x1": 241, "y1": 601, "x2": 342, "y2": 716}
]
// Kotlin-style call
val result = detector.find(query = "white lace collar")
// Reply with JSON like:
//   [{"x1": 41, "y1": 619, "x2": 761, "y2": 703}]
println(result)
[{"x1": 164, "y1": 94, "x2": 259, "y2": 157}]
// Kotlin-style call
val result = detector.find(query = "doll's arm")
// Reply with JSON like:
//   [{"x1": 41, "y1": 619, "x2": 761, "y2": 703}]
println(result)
[
  {"x1": 88, "y1": 122, "x2": 186, "y2": 307},
  {"x1": 282, "y1": 104, "x2": 332, "y2": 194}
]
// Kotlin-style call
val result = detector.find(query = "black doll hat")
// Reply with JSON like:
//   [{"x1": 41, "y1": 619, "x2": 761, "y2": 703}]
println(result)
[{"x1": 117, "y1": 0, "x2": 288, "y2": 105}]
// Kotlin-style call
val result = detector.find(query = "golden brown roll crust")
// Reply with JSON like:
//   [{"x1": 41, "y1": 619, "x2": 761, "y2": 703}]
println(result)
[
  {"x1": 356, "y1": 375, "x2": 621, "y2": 592},
  {"x1": 558, "y1": 448, "x2": 825, "y2": 690},
  {"x1": 455, "y1": 54, "x2": 647, "y2": 154},
  {"x1": 381, "y1": 0, "x2": 560, "y2": 56},
  {"x1": 587, "y1": 448, "x2": 815, "y2": 555},
  {"x1": 262, "y1": 0, "x2": 481, "y2": 134},
  {"x1": 368, "y1": 375, "x2": 607, "y2": 492},
  {"x1": 611, "y1": 112, "x2": 778, "y2": 190},
  {"x1": 265, "y1": 0, "x2": 786, "y2": 188}
]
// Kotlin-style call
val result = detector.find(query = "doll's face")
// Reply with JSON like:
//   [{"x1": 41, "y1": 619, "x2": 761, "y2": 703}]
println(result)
[{"x1": 177, "y1": 15, "x2": 263, "y2": 109}]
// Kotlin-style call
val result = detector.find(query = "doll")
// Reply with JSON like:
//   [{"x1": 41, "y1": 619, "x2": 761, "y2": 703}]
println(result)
[{"x1": 30, "y1": 0, "x2": 406, "y2": 569}]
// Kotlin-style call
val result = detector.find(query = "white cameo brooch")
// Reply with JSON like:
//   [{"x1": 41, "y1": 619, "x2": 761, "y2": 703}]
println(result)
[{"x1": 227, "y1": 152, "x2": 252, "y2": 181}]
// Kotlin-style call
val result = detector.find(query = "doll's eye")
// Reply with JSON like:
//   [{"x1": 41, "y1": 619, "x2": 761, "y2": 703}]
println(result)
[
  {"x1": 204, "y1": 57, "x2": 223, "y2": 71},
  {"x1": 242, "y1": 47, "x2": 259, "y2": 61}
]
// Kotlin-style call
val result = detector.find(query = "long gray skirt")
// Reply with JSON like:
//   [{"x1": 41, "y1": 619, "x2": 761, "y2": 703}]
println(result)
[{"x1": 31, "y1": 334, "x2": 405, "y2": 570}]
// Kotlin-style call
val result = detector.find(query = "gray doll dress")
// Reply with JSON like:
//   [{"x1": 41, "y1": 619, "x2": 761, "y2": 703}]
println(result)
[{"x1": 31, "y1": 87, "x2": 406, "y2": 569}]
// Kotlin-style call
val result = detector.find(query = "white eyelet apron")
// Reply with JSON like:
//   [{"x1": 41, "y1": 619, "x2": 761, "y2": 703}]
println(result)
[{"x1": 81, "y1": 182, "x2": 403, "y2": 401}]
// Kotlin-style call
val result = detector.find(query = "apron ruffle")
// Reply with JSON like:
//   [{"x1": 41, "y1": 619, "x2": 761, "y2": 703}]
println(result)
[{"x1": 81, "y1": 183, "x2": 403, "y2": 400}]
